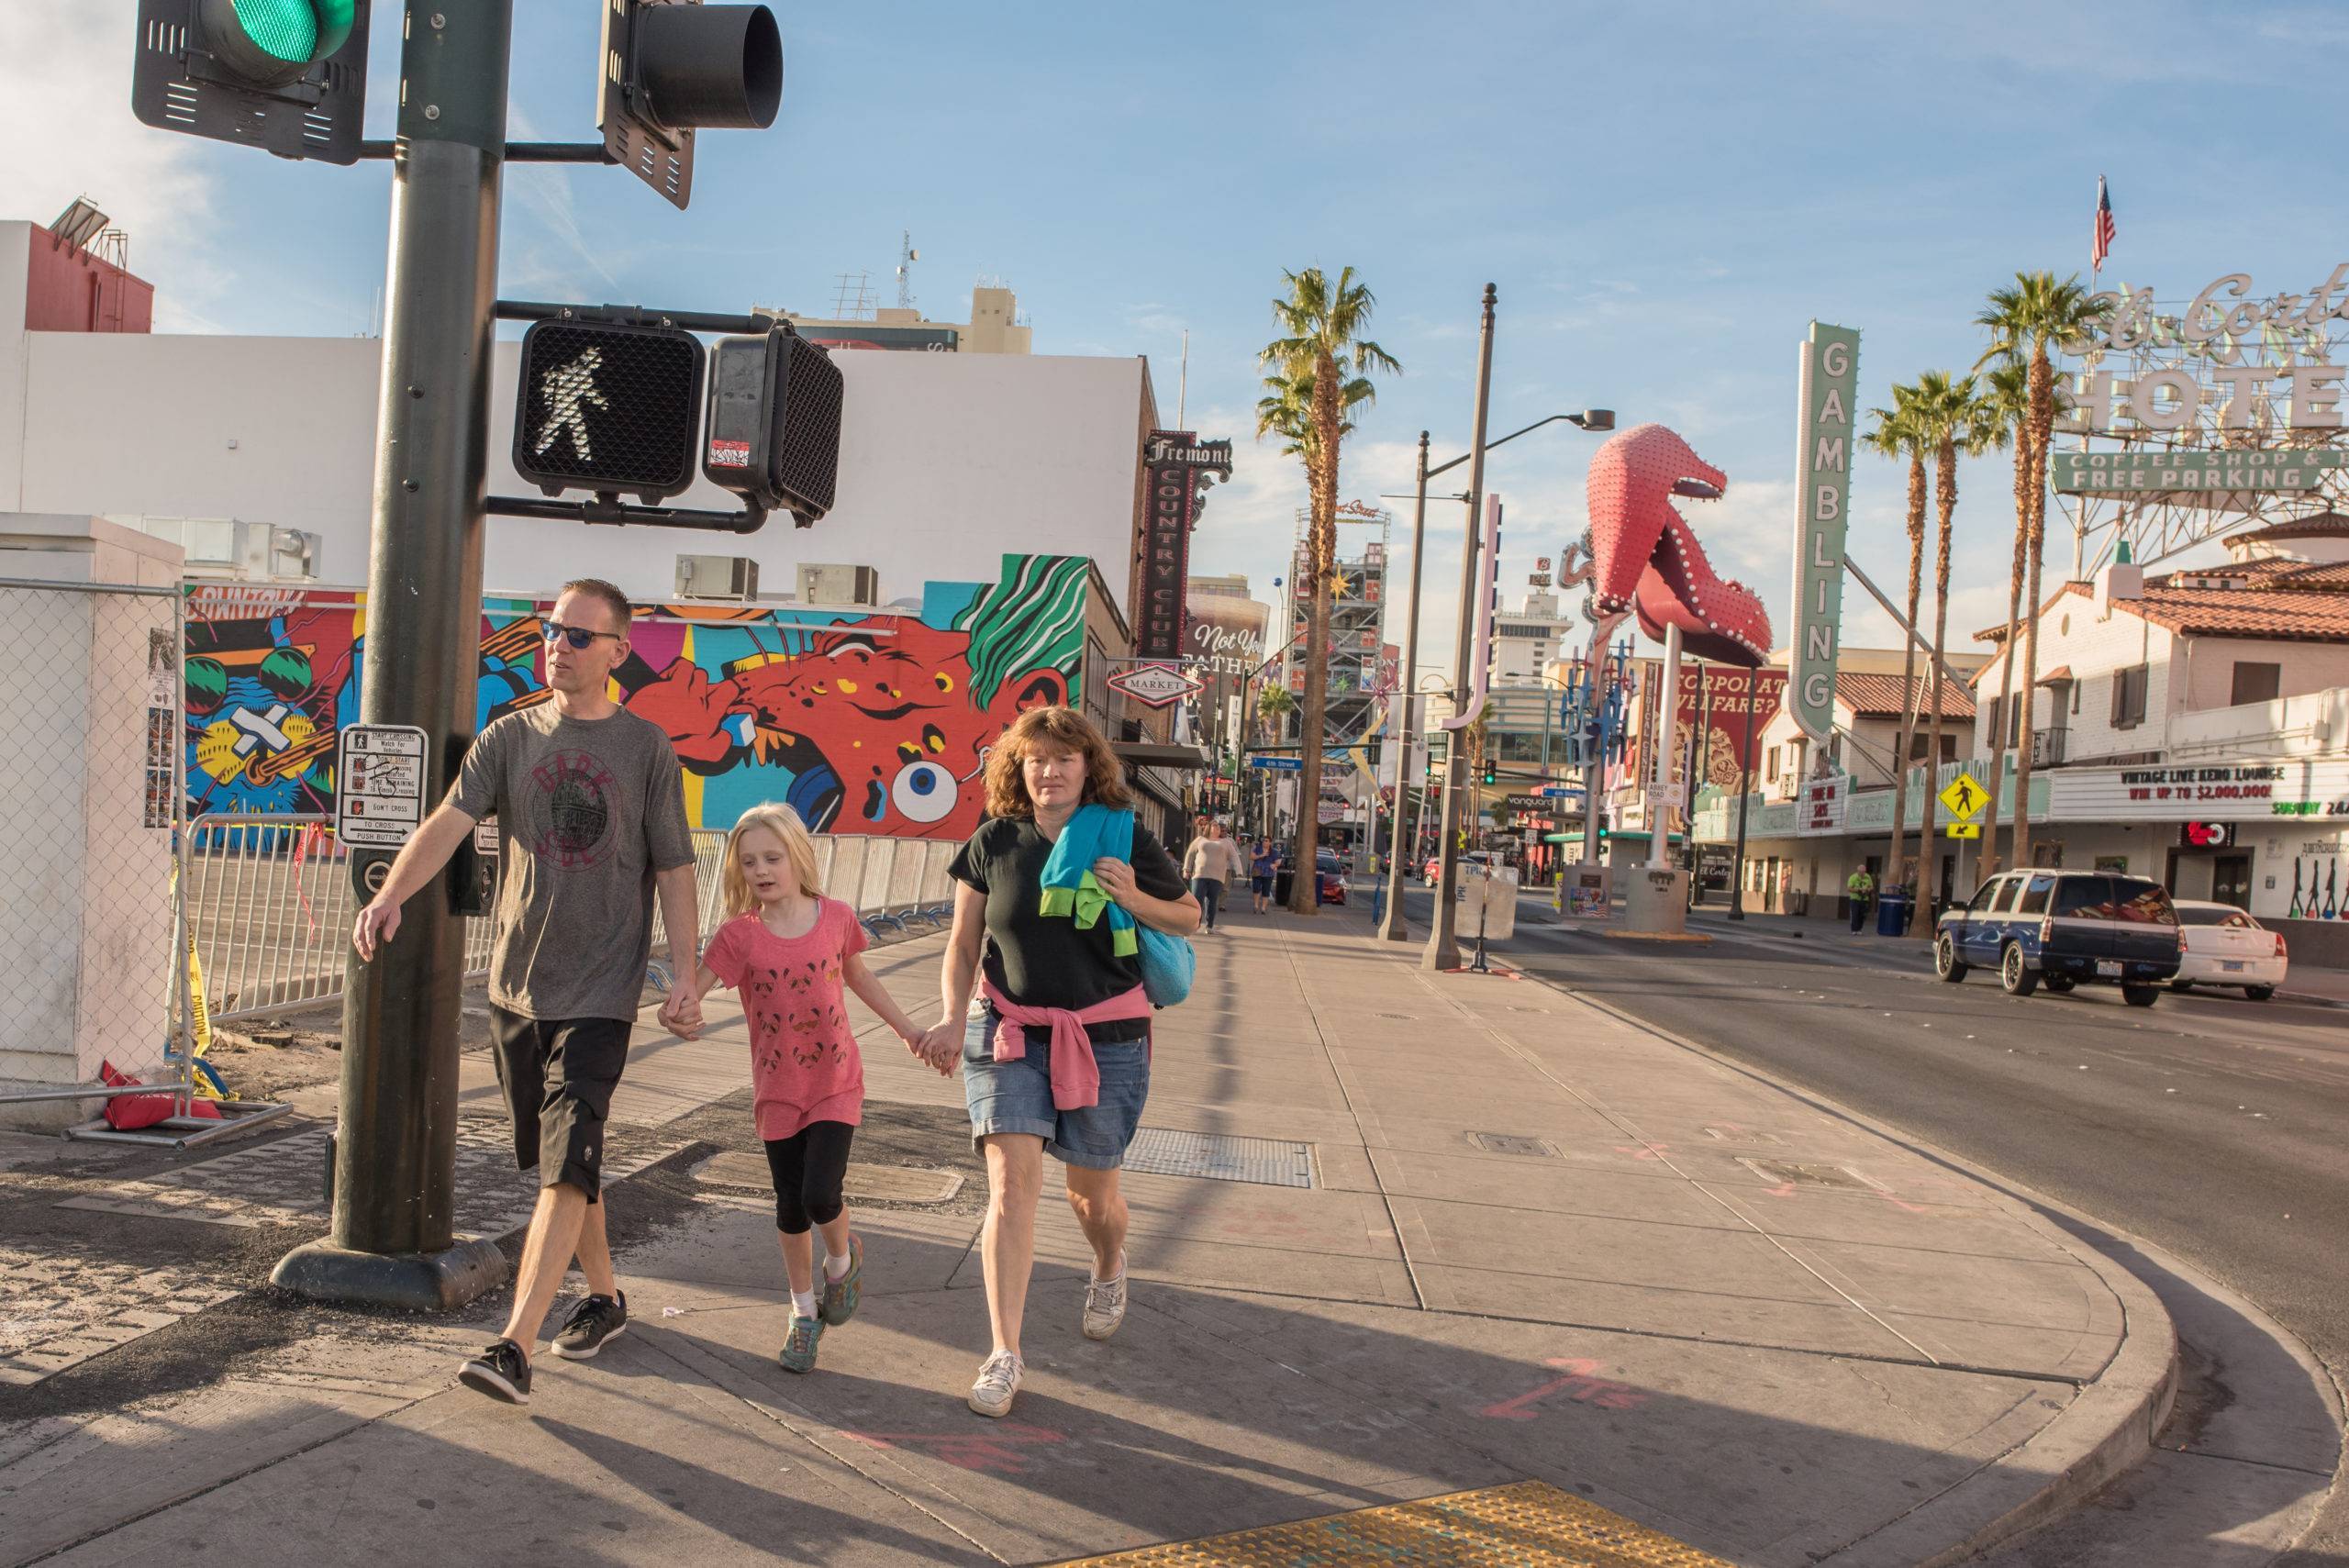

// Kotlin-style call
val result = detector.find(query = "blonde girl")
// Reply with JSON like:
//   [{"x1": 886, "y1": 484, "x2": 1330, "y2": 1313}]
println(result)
[{"x1": 674, "y1": 804, "x2": 930, "y2": 1373}]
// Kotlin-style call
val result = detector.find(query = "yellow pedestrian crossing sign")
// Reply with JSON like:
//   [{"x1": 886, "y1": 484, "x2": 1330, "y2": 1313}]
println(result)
[
  {"x1": 1945, "y1": 822, "x2": 1981, "y2": 840},
  {"x1": 1939, "y1": 772, "x2": 1988, "y2": 821}
]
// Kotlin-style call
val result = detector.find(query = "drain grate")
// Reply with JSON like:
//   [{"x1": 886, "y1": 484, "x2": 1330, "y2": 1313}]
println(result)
[
  {"x1": 1468, "y1": 1131, "x2": 1560, "y2": 1159},
  {"x1": 1123, "y1": 1128, "x2": 1314, "y2": 1188},
  {"x1": 1736, "y1": 1157, "x2": 1881, "y2": 1191}
]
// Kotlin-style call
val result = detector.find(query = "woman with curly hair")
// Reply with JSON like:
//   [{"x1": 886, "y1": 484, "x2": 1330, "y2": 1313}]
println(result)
[{"x1": 919, "y1": 706, "x2": 1198, "y2": 1418}]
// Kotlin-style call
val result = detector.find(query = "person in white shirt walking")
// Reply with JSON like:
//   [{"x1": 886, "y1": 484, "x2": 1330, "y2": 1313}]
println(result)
[{"x1": 1182, "y1": 819, "x2": 1242, "y2": 932}]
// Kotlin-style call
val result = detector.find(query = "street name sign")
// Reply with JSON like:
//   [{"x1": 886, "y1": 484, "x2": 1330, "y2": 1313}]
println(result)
[
  {"x1": 1248, "y1": 755, "x2": 1304, "y2": 772},
  {"x1": 1540, "y1": 784, "x2": 1582, "y2": 798},
  {"x1": 1938, "y1": 772, "x2": 1989, "y2": 822},
  {"x1": 1788, "y1": 321, "x2": 1861, "y2": 743},
  {"x1": 336, "y1": 724, "x2": 429, "y2": 848},
  {"x1": 1106, "y1": 661, "x2": 1203, "y2": 709}
]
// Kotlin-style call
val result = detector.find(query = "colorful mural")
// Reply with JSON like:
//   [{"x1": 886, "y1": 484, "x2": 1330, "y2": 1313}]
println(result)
[{"x1": 184, "y1": 554, "x2": 1091, "y2": 838}]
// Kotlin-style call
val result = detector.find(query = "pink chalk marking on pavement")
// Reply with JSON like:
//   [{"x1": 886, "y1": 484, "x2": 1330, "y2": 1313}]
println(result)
[
  {"x1": 840, "y1": 1423, "x2": 1066, "y2": 1473},
  {"x1": 1479, "y1": 1357, "x2": 1650, "y2": 1419},
  {"x1": 1612, "y1": 1142, "x2": 1672, "y2": 1162}
]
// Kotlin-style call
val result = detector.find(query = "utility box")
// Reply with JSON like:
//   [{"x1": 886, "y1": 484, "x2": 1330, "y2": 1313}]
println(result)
[
  {"x1": 674, "y1": 553, "x2": 759, "y2": 601},
  {"x1": 798, "y1": 562, "x2": 879, "y2": 606},
  {"x1": 1458, "y1": 861, "x2": 1520, "y2": 941}
]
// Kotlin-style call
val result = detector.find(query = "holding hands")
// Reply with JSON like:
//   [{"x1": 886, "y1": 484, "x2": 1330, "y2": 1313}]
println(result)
[
  {"x1": 659, "y1": 986, "x2": 705, "y2": 1040},
  {"x1": 909, "y1": 1018, "x2": 962, "y2": 1076}
]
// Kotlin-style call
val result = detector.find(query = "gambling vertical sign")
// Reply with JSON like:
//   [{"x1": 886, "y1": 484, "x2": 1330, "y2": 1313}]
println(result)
[
  {"x1": 1138, "y1": 431, "x2": 1233, "y2": 660},
  {"x1": 1788, "y1": 321, "x2": 1859, "y2": 743}
]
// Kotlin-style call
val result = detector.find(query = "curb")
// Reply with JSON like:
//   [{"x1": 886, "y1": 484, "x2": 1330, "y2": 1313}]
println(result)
[{"x1": 1419, "y1": 949, "x2": 2187, "y2": 1567}]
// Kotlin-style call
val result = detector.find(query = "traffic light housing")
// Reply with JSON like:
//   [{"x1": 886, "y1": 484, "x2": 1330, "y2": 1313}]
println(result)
[
  {"x1": 132, "y1": 0, "x2": 371, "y2": 163},
  {"x1": 1481, "y1": 758, "x2": 1497, "y2": 786},
  {"x1": 600, "y1": 1, "x2": 784, "y2": 209},
  {"x1": 513, "y1": 320, "x2": 707, "y2": 504},
  {"x1": 703, "y1": 328, "x2": 845, "y2": 527}
]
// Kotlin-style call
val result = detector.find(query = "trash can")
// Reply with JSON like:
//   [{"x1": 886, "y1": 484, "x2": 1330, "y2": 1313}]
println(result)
[
  {"x1": 1875, "y1": 890, "x2": 1911, "y2": 936},
  {"x1": 1274, "y1": 867, "x2": 1295, "y2": 906}
]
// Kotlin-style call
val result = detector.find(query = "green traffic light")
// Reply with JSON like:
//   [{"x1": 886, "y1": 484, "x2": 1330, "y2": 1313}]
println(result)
[{"x1": 208, "y1": 0, "x2": 354, "y2": 79}]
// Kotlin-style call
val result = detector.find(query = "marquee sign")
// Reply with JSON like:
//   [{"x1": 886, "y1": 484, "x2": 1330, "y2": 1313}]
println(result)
[
  {"x1": 2048, "y1": 758, "x2": 2349, "y2": 822},
  {"x1": 1787, "y1": 322, "x2": 1860, "y2": 743},
  {"x1": 1137, "y1": 430, "x2": 1233, "y2": 660}
]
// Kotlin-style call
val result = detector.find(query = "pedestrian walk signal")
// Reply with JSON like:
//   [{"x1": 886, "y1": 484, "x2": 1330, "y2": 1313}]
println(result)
[
  {"x1": 702, "y1": 328, "x2": 845, "y2": 527},
  {"x1": 131, "y1": 0, "x2": 372, "y2": 163},
  {"x1": 513, "y1": 320, "x2": 707, "y2": 504}
]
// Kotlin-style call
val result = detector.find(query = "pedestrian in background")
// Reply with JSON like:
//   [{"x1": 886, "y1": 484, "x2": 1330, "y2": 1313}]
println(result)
[
  {"x1": 1249, "y1": 838, "x2": 1278, "y2": 914},
  {"x1": 921, "y1": 706, "x2": 1199, "y2": 1418},
  {"x1": 668, "y1": 802, "x2": 932, "y2": 1373},
  {"x1": 1183, "y1": 819, "x2": 1241, "y2": 932},
  {"x1": 351, "y1": 578, "x2": 699, "y2": 1407},
  {"x1": 1846, "y1": 863, "x2": 1876, "y2": 933}
]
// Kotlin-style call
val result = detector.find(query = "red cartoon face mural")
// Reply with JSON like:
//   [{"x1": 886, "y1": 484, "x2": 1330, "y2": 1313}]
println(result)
[{"x1": 186, "y1": 554, "x2": 1091, "y2": 840}]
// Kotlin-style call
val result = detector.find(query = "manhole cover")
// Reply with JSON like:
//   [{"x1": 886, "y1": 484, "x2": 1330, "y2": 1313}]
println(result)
[
  {"x1": 1468, "y1": 1131, "x2": 1559, "y2": 1159},
  {"x1": 692, "y1": 1153, "x2": 963, "y2": 1206},
  {"x1": 1123, "y1": 1129, "x2": 1314, "y2": 1188},
  {"x1": 1735, "y1": 1158, "x2": 1881, "y2": 1191}
]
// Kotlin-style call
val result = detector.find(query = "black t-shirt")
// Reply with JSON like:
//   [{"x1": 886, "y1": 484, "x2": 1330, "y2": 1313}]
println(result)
[{"x1": 948, "y1": 815, "x2": 1188, "y2": 1043}]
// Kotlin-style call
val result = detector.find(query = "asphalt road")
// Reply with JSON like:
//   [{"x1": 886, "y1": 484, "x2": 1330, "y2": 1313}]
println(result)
[{"x1": 1392, "y1": 881, "x2": 2349, "y2": 1563}]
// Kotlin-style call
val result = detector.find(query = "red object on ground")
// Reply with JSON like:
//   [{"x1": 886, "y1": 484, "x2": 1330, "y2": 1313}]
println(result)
[
  {"x1": 99, "y1": 1060, "x2": 220, "y2": 1131},
  {"x1": 1586, "y1": 423, "x2": 1771, "y2": 668}
]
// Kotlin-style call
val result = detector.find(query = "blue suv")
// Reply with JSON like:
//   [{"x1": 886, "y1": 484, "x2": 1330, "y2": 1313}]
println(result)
[{"x1": 1935, "y1": 870, "x2": 2183, "y2": 1006}]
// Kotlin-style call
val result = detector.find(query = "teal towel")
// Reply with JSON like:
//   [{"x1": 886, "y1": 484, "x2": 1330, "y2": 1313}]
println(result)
[{"x1": 1038, "y1": 804, "x2": 1138, "y2": 957}]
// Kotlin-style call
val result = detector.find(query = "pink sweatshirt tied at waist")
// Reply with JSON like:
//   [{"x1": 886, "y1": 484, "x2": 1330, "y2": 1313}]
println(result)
[{"x1": 979, "y1": 977, "x2": 1152, "y2": 1110}]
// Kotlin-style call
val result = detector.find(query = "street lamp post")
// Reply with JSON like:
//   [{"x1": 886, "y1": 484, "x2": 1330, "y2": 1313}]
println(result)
[{"x1": 1373, "y1": 433, "x2": 1431, "y2": 940}]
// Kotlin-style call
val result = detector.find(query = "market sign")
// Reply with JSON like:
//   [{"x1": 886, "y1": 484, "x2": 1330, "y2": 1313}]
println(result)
[
  {"x1": 2049, "y1": 449, "x2": 2348, "y2": 495},
  {"x1": 1106, "y1": 660, "x2": 1203, "y2": 709},
  {"x1": 2047, "y1": 758, "x2": 2349, "y2": 822},
  {"x1": 1787, "y1": 321, "x2": 1860, "y2": 743},
  {"x1": 1137, "y1": 430, "x2": 1234, "y2": 660}
]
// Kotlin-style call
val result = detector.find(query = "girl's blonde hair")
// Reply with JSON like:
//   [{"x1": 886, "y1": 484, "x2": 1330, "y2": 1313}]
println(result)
[{"x1": 720, "y1": 802, "x2": 825, "y2": 917}]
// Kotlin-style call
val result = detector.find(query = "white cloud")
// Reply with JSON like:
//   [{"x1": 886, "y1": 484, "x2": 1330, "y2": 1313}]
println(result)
[{"x1": 0, "y1": 4, "x2": 228, "y2": 330}]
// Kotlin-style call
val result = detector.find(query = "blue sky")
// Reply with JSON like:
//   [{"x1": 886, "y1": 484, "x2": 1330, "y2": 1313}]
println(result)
[{"x1": 14, "y1": 1, "x2": 2349, "y2": 668}]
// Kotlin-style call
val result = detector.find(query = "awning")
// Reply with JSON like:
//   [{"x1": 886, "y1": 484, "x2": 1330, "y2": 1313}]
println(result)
[{"x1": 1112, "y1": 741, "x2": 1210, "y2": 771}]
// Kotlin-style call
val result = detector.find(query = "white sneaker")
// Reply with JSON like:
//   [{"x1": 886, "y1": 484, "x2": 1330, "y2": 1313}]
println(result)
[
  {"x1": 1083, "y1": 1252, "x2": 1129, "y2": 1340},
  {"x1": 968, "y1": 1351, "x2": 1023, "y2": 1418}
]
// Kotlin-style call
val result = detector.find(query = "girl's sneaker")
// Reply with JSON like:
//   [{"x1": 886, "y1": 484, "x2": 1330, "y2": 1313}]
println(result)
[
  {"x1": 780, "y1": 1314, "x2": 823, "y2": 1373},
  {"x1": 967, "y1": 1351, "x2": 1022, "y2": 1418},
  {"x1": 818, "y1": 1234, "x2": 863, "y2": 1326}
]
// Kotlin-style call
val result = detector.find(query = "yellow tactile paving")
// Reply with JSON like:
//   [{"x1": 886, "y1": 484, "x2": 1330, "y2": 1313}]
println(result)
[{"x1": 1052, "y1": 1480, "x2": 1733, "y2": 1567}]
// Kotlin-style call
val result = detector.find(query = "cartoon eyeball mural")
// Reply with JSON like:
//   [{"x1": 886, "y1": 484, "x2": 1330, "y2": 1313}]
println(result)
[{"x1": 890, "y1": 759, "x2": 961, "y2": 824}]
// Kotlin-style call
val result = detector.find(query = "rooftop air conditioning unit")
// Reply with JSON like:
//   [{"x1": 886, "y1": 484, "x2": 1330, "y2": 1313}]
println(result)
[
  {"x1": 797, "y1": 562, "x2": 879, "y2": 606},
  {"x1": 674, "y1": 554, "x2": 759, "y2": 601},
  {"x1": 125, "y1": 517, "x2": 319, "y2": 582}
]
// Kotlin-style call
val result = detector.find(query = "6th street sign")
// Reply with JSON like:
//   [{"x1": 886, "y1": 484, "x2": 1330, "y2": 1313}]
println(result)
[{"x1": 1106, "y1": 661, "x2": 1203, "y2": 709}]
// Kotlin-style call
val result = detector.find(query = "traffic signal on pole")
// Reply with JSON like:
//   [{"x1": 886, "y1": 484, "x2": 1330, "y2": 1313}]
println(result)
[
  {"x1": 513, "y1": 320, "x2": 707, "y2": 504},
  {"x1": 703, "y1": 328, "x2": 845, "y2": 527},
  {"x1": 132, "y1": 0, "x2": 371, "y2": 163},
  {"x1": 600, "y1": 0, "x2": 785, "y2": 210},
  {"x1": 1481, "y1": 758, "x2": 1497, "y2": 786}
]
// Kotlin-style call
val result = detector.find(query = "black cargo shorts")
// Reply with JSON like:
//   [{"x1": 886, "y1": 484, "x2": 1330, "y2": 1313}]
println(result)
[{"x1": 489, "y1": 1006, "x2": 631, "y2": 1202}]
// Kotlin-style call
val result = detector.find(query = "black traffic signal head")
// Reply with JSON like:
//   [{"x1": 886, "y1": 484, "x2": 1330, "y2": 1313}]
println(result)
[
  {"x1": 132, "y1": 0, "x2": 370, "y2": 163},
  {"x1": 513, "y1": 320, "x2": 707, "y2": 504},
  {"x1": 703, "y1": 328, "x2": 844, "y2": 527},
  {"x1": 1481, "y1": 758, "x2": 1497, "y2": 785},
  {"x1": 600, "y1": 0, "x2": 784, "y2": 209}
]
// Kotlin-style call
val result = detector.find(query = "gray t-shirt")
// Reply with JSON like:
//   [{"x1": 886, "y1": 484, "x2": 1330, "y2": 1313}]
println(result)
[{"x1": 449, "y1": 703, "x2": 695, "y2": 1022}]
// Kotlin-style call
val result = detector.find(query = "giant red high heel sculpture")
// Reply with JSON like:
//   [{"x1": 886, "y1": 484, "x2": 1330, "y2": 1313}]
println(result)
[{"x1": 1586, "y1": 423, "x2": 1771, "y2": 671}]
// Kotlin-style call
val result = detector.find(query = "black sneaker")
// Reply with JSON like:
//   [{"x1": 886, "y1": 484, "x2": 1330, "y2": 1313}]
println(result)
[
  {"x1": 457, "y1": 1339, "x2": 531, "y2": 1405},
  {"x1": 550, "y1": 1291, "x2": 629, "y2": 1360}
]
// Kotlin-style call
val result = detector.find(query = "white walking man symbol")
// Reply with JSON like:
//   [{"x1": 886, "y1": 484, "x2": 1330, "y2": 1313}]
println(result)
[{"x1": 533, "y1": 347, "x2": 608, "y2": 462}]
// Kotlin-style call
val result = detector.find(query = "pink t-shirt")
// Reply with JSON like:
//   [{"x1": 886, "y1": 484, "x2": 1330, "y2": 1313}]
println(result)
[{"x1": 702, "y1": 899, "x2": 869, "y2": 1140}]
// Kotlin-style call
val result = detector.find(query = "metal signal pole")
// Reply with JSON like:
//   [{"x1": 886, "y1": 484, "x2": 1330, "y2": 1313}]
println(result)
[
  {"x1": 1374, "y1": 432, "x2": 1431, "y2": 941},
  {"x1": 273, "y1": 3, "x2": 514, "y2": 1309}
]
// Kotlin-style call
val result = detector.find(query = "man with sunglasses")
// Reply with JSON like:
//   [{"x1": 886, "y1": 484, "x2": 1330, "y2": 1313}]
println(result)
[{"x1": 351, "y1": 578, "x2": 699, "y2": 1406}]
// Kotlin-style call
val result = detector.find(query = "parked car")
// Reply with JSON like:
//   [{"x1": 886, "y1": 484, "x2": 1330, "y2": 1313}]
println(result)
[
  {"x1": 1934, "y1": 870, "x2": 2182, "y2": 1006},
  {"x1": 1317, "y1": 850, "x2": 1349, "y2": 906},
  {"x1": 2168, "y1": 900, "x2": 2288, "y2": 1001}
]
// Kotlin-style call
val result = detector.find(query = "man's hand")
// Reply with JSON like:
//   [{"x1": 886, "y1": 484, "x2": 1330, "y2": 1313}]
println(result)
[
  {"x1": 659, "y1": 990, "x2": 704, "y2": 1040},
  {"x1": 352, "y1": 897, "x2": 401, "y2": 962}
]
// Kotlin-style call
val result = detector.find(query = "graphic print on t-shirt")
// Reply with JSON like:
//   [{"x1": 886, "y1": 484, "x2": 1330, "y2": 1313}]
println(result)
[
  {"x1": 529, "y1": 749, "x2": 618, "y2": 869},
  {"x1": 742, "y1": 951, "x2": 850, "y2": 1073}
]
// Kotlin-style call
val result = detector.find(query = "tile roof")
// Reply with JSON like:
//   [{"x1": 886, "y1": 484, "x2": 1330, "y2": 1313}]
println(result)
[
  {"x1": 1973, "y1": 562, "x2": 2349, "y2": 646},
  {"x1": 1833, "y1": 672, "x2": 1976, "y2": 720}
]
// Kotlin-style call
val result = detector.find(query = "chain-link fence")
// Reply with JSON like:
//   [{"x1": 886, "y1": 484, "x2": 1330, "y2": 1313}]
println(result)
[
  {"x1": 193, "y1": 818, "x2": 963, "y2": 1025},
  {"x1": 0, "y1": 579, "x2": 186, "y2": 1108}
]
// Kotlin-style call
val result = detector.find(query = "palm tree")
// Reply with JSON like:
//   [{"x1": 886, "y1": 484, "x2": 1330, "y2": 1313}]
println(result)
[
  {"x1": 1862, "y1": 384, "x2": 1929, "y2": 917},
  {"x1": 1903, "y1": 370, "x2": 1998, "y2": 935},
  {"x1": 1259, "y1": 266, "x2": 1400, "y2": 913},
  {"x1": 1976, "y1": 272, "x2": 2111, "y2": 872},
  {"x1": 1973, "y1": 361, "x2": 2030, "y2": 875}
]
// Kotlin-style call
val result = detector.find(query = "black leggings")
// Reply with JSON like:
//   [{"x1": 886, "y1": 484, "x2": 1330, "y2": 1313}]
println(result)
[{"x1": 763, "y1": 1120, "x2": 855, "y2": 1233}]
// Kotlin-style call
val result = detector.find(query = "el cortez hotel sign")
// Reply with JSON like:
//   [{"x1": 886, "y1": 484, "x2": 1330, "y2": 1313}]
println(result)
[{"x1": 1788, "y1": 322, "x2": 1860, "y2": 743}]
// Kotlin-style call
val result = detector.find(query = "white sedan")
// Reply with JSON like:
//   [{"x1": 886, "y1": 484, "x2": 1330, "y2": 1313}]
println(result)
[{"x1": 2169, "y1": 900, "x2": 2288, "y2": 1001}]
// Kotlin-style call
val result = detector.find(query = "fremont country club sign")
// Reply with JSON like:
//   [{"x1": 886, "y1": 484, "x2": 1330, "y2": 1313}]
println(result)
[{"x1": 1788, "y1": 322, "x2": 1860, "y2": 743}]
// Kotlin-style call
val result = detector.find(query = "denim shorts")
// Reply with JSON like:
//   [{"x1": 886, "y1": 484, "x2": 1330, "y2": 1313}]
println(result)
[{"x1": 963, "y1": 1008, "x2": 1150, "y2": 1170}]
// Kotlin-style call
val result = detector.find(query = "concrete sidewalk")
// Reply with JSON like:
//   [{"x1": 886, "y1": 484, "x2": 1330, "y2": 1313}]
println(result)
[{"x1": 0, "y1": 901, "x2": 2176, "y2": 1566}]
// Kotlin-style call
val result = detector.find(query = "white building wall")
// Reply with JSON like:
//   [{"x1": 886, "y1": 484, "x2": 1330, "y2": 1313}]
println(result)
[
  {"x1": 2181, "y1": 637, "x2": 2349, "y2": 710},
  {"x1": 1974, "y1": 593, "x2": 2177, "y2": 761},
  {"x1": 6, "y1": 325, "x2": 1151, "y2": 614}
]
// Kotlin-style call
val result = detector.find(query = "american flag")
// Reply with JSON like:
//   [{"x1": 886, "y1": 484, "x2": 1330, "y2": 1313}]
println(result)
[{"x1": 2091, "y1": 175, "x2": 2116, "y2": 273}]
